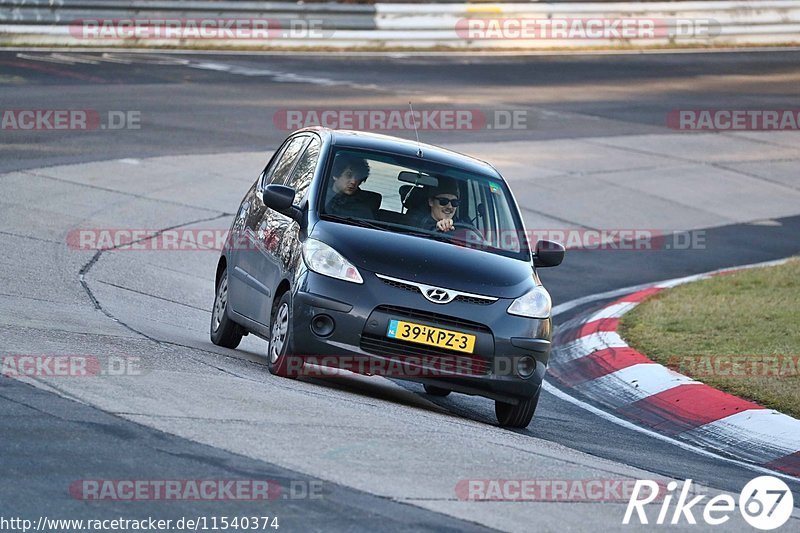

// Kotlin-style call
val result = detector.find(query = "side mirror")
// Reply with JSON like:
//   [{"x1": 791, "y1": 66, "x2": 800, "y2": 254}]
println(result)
[
  {"x1": 263, "y1": 184, "x2": 301, "y2": 222},
  {"x1": 533, "y1": 239, "x2": 564, "y2": 268},
  {"x1": 263, "y1": 184, "x2": 295, "y2": 210}
]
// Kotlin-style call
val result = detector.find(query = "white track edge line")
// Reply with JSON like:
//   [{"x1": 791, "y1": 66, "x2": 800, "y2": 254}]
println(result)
[
  {"x1": 542, "y1": 381, "x2": 798, "y2": 483},
  {"x1": 548, "y1": 256, "x2": 798, "y2": 481}
]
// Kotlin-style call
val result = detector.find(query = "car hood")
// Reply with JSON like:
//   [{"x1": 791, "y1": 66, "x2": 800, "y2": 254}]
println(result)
[{"x1": 310, "y1": 220, "x2": 534, "y2": 299}]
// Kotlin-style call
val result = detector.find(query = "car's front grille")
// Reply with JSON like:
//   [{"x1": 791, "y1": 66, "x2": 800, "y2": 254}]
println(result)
[
  {"x1": 453, "y1": 295, "x2": 495, "y2": 306},
  {"x1": 380, "y1": 277, "x2": 420, "y2": 294},
  {"x1": 379, "y1": 276, "x2": 496, "y2": 306},
  {"x1": 360, "y1": 335, "x2": 491, "y2": 376},
  {"x1": 374, "y1": 305, "x2": 492, "y2": 334}
]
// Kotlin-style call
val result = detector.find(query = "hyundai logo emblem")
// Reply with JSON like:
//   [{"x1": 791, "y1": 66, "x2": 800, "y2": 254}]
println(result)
[{"x1": 424, "y1": 287, "x2": 454, "y2": 304}]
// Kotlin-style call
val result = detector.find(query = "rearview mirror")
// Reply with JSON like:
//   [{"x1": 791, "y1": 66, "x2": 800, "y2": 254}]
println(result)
[
  {"x1": 533, "y1": 240, "x2": 564, "y2": 268},
  {"x1": 398, "y1": 171, "x2": 438, "y2": 187}
]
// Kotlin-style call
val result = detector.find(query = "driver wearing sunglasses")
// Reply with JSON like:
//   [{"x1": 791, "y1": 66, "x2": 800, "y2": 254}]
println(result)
[{"x1": 408, "y1": 178, "x2": 461, "y2": 233}]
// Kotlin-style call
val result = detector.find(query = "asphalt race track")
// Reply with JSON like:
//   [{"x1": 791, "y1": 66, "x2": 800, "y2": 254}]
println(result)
[{"x1": 1, "y1": 49, "x2": 800, "y2": 532}]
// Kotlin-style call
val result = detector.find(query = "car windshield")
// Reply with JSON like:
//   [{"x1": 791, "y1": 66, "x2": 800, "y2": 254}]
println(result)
[{"x1": 319, "y1": 147, "x2": 530, "y2": 260}]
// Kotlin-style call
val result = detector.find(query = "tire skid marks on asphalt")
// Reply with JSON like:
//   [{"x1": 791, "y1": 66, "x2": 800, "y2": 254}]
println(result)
[
  {"x1": 617, "y1": 384, "x2": 763, "y2": 436},
  {"x1": 551, "y1": 330, "x2": 628, "y2": 363},
  {"x1": 682, "y1": 410, "x2": 800, "y2": 465},
  {"x1": 548, "y1": 347, "x2": 650, "y2": 387},
  {"x1": 13, "y1": 52, "x2": 375, "y2": 88},
  {"x1": 16, "y1": 52, "x2": 115, "y2": 65},
  {"x1": 573, "y1": 363, "x2": 698, "y2": 406},
  {"x1": 585, "y1": 301, "x2": 640, "y2": 321},
  {"x1": 186, "y1": 60, "x2": 340, "y2": 85},
  {"x1": 549, "y1": 260, "x2": 800, "y2": 477}
]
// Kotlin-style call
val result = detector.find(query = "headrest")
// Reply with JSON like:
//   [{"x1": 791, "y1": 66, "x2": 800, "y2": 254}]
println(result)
[
  {"x1": 360, "y1": 190, "x2": 382, "y2": 213},
  {"x1": 399, "y1": 185, "x2": 429, "y2": 211}
]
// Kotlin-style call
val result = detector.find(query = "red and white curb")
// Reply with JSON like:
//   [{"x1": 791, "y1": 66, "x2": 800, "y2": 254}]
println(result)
[{"x1": 549, "y1": 259, "x2": 800, "y2": 477}]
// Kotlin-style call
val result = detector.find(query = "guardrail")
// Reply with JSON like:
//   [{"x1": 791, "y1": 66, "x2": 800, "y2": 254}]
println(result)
[
  {"x1": 375, "y1": 1, "x2": 800, "y2": 47},
  {"x1": 1, "y1": 1, "x2": 798, "y2": 48},
  {"x1": 0, "y1": 1, "x2": 375, "y2": 28}
]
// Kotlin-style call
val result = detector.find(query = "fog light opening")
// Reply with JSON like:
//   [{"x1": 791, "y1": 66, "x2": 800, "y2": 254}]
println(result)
[
  {"x1": 516, "y1": 356, "x2": 536, "y2": 379},
  {"x1": 311, "y1": 314, "x2": 335, "y2": 337}
]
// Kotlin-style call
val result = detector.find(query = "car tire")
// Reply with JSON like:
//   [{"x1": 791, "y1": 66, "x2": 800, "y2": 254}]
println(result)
[
  {"x1": 210, "y1": 267, "x2": 244, "y2": 349},
  {"x1": 495, "y1": 386, "x2": 541, "y2": 428},
  {"x1": 268, "y1": 291, "x2": 301, "y2": 378},
  {"x1": 423, "y1": 384, "x2": 451, "y2": 397}
]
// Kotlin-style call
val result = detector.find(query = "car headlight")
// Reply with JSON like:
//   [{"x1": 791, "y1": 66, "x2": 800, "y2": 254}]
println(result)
[
  {"x1": 302, "y1": 239, "x2": 363, "y2": 284},
  {"x1": 507, "y1": 286, "x2": 551, "y2": 319}
]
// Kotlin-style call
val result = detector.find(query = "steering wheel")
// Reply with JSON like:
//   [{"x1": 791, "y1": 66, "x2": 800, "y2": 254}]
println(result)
[{"x1": 452, "y1": 222, "x2": 487, "y2": 247}]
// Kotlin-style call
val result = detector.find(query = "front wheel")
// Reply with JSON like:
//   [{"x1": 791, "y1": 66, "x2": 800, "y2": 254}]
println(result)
[
  {"x1": 268, "y1": 292, "x2": 301, "y2": 378},
  {"x1": 210, "y1": 267, "x2": 243, "y2": 349},
  {"x1": 495, "y1": 387, "x2": 541, "y2": 428}
]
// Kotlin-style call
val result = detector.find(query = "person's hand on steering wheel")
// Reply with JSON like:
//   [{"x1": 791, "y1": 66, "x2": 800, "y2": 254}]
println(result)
[{"x1": 436, "y1": 218, "x2": 455, "y2": 232}]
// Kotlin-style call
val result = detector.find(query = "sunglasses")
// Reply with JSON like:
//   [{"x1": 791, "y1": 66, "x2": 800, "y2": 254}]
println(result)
[{"x1": 434, "y1": 196, "x2": 460, "y2": 208}]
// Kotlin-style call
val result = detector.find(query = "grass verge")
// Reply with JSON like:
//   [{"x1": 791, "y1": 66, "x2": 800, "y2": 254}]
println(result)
[{"x1": 619, "y1": 259, "x2": 800, "y2": 419}]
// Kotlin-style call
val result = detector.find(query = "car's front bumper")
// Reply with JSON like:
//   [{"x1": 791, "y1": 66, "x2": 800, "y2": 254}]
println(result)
[{"x1": 291, "y1": 270, "x2": 551, "y2": 403}]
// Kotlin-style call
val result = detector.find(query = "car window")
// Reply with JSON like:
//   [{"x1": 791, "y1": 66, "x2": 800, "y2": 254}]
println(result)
[
  {"x1": 262, "y1": 135, "x2": 309, "y2": 187},
  {"x1": 258, "y1": 139, "x2": 290, "y2": 188},
  {"x1": 466, "y1": 179, "x2": 482, "y2": 233},
  {"x1": 285, "y1": 136, "x2": 321, "y2": 204},
  {"x1": 319, "y1": 148, "x2": 529, "y2": 260}
]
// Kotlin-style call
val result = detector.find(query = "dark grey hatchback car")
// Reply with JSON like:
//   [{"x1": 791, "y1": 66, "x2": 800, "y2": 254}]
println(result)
[{"x1": 211, "y1": 128, "x2": 563, "y2": 427}]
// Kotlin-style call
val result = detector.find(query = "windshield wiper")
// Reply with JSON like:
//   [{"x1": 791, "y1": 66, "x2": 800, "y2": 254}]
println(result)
[
  {"x1": 387, "y1": 225, "x2": 453, "y2": 243},
  {"x1": 320, "y1": 214, "x2": 453, "y2": 243},
  {"x1": 319, "y1": 214, "x2": 388, "y2": 231}
]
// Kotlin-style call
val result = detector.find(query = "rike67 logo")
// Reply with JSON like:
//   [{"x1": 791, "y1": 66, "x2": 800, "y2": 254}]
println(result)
[{"x1": 624, "y1": 476, "x2": 794, "y2": 530}]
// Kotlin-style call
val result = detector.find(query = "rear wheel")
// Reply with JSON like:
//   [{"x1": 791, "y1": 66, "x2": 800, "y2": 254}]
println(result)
[
  {"x1": 268, "y1": 291, "x2": 301, "y2": 378},
  {"x1": 210, "y1": 267, "x2": 243, "y2": 349},
  {"x1": 423, "y1": 384, "x2": 451, "y2": 397},
  {"x1": 495, "y1": 387, "x2": 541, "y2": 428}
]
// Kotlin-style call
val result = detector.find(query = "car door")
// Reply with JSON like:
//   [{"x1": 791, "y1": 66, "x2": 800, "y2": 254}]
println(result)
[
  {"x1": 253, "y1": 135, "x2": 323, "y2": 312},
  {"x1": 231, "y1": 134, "x2": 309, "y2": 325},
  {"x1": 228, "y1": 137, "x2": 292, "y2": 320}
]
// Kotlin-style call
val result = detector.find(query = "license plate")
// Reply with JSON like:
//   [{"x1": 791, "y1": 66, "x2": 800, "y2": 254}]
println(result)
[{"x1": 386, "y1": 319, "x2": 476, "y2": 354}]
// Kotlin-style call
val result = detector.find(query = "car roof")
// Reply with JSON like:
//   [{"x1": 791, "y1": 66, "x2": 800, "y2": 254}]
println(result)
[{"x1": 295, "y1": 127, "x2": 503, "y2": 180}]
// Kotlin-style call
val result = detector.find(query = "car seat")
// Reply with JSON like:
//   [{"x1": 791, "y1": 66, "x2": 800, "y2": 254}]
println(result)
[
  {"x1": 399, "y1": 185, "x2": 429, "y2": 213},
  {"x1": 359, "y1": 190, "x2": 382, "y2": 217}
]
